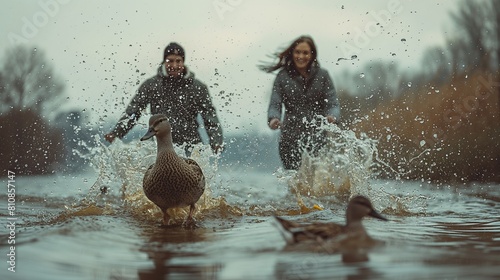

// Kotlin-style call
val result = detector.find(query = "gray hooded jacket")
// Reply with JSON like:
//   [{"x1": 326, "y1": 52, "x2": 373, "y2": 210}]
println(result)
[
  {"x1": 111, "y1": 65, "x2": 223, "y2": 149},
  {"x1": 267, "y1": 64, "x2": 340, "y2": 135}
]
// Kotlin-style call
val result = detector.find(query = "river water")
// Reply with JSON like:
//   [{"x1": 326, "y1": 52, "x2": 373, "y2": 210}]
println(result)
[{"x1": 1, "y1": 126, "x2": 499, "y2": 280}]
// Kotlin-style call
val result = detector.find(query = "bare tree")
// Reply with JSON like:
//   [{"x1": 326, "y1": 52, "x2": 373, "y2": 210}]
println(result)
[
  {"x1": 0, "y1": 46, "x2": 67, "y2": 175},
  {"x1": 0, "y1": 71, "x2": 4, "y2": 97},
  {"x1": 493, "y1": 0, "x2": 500, "y2": 64},
  {"x1": 420, "y1": 46, "x2": 453, "y2": 85},
  {"x1": 449, "y1": 0, "x2": 492, "y2": 71},
  {"x1": 490, "y1": 0, "x2": 500, "y2": 115},
  {"x1": 0, "y1": 45, "x2": 64, "y2": 115},
  {"x1": 357, "y1": 61, "x2": 400, "y2": 108}
]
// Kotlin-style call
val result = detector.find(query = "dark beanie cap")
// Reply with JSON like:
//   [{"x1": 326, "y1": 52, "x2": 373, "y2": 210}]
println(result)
[{"x1": 163, "y1": 42, "x2": 185, "y2": 61}]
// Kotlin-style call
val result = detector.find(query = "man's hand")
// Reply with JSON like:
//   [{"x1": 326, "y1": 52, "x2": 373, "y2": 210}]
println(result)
[
  {"x1": 104, "y1": 133, "x2": 116, "y2": 143},
  {"x1": 268, "y1": 118, "x2": 281, "y2": 130}
]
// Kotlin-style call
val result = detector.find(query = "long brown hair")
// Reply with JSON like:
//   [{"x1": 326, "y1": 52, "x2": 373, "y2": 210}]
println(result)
[{"x1": 259, "y1": 35, "x2": 318, "y2": 73}]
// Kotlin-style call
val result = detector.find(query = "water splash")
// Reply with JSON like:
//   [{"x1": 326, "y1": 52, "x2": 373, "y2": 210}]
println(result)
[
  {"x1": 284, "y1": 123, "x2": 375, "y2": 204},
  {"x1": 70, "y1": 136, "x2": 241, "y2": 224},
  {"x1": 274, "y1": 120, "x2": 423, "y2": 215},
  {"x1": 58, "y1": 125, "x2": 424, "y2": 222}
]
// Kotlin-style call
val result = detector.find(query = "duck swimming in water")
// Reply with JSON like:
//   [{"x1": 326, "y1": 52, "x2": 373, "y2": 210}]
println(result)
[
  {"x1": 140, "y1": 114, "x2": 205, "y2": 226},
  {"x1": 275, "y1": 196, "x2": 387, "y2": 247}
]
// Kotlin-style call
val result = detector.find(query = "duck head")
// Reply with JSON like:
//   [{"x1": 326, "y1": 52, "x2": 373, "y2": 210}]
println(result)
[
  {"x1": 140, "y1": 114, "x2": 171, "y2": 141},
  {"x1": 346, "y1": 195, "x2": 388, "y2": 225}
]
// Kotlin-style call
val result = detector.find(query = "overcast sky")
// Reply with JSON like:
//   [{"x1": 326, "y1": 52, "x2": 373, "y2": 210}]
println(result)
[{"x1": 1, "y1": 0, "x2": 460, "y2": 136}]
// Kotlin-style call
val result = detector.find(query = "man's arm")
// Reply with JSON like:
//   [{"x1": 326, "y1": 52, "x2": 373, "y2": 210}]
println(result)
[
  {"x1": 197, "y1": 83, "x2": 224, "y2": 152},
  {"x1": 105, "y1": 85, "x2": 151, "y2": 142}
]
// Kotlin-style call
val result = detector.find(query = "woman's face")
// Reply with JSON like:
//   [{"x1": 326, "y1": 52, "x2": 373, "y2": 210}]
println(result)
[
  {"x1": 164, "y1": 54, "x2": 185, "y2": 77},
  {"x1": 293, "y1": 42, "x2": 312, "y2": 71}
]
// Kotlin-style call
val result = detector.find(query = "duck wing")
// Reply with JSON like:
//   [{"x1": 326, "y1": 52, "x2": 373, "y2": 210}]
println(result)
[
  {"x1": 182, "y1": 157, "x2": 205, "y2": 191},
  {"x1": 182, "y1": 158, "x2": 205, "y2": 180},
  {"x1": 275, "y1": 216, "x2": 344, "y2": 243},
  {"x1": 142, "y1": 163, "x2": 155, "y2": 186},
  {"x1": 183, "y1": 158, "x2": 203, "y2": 175},
  {"x1": 297, "y1": 222, "x2": 344, "y2": 242}
]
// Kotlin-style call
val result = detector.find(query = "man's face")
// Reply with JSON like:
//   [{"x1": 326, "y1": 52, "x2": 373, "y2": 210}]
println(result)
[{"x1": 164, "y1": 54, "x2": 185, "y2": 77}]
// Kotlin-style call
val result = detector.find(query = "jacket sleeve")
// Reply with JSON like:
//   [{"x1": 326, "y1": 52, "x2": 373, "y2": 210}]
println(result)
[
  {"x1": 323, "y1": 70, "x2": 341, "y2": 120},
  {"x1": 197, "y1": 84, "x2": 224, "y2": 148},
  {"x1": 111, "y1": 83, "x2": 150, "y2": 138},
  {"x1": 267, "y1": 72, "x2": 283, "y2": 122}
]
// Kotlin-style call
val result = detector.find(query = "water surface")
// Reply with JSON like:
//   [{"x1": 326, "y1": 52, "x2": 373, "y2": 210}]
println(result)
[{"x1": 1, "y1": 133, "x2": 499, "y2": 280}]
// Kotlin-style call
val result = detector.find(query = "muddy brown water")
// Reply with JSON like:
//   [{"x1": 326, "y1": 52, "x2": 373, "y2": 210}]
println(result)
[{"x1": 1, "y1": 139, "x2": 499, "y2": 279}]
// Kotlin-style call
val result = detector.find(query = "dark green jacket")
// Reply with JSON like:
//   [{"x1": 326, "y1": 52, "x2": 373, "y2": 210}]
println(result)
[
  {"x1": 267, "y1": 64, "x2": 340, "y2": 134},
  {"x1": 111, "y1": 66, "x2": 223, "y2": 150}
]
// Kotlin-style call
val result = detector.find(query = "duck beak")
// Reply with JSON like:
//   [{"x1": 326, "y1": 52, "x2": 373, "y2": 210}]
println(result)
[
  {"x1": 140, "y1": 127, "x2": 156, "y2": 141},
  {"x1": 369, "y1": 209, "x2": 388, "y2": 221}
]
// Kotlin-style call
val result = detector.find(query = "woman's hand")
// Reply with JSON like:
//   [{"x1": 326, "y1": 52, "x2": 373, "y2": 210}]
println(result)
[
  {"x1": 212, "y1": 144, "x2": 224, "y2": 154},
  {"x1": 268, "y1": 118, "x2": 281, "y2": 130},
  {"x1": 326, "y1": 115, "x2": 338, "y2": 124}
]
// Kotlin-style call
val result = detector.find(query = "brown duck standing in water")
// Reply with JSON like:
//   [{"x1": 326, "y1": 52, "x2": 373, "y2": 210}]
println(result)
[
  {"x1": 140, "y1": 114, "x2": 205, "y2": 226},
  {"x1": 275, "y1": 196, "x2": 388, "y2": 247}
]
